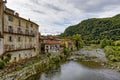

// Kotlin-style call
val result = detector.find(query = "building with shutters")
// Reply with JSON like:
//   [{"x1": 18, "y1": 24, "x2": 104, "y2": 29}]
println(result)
[{"x1": 0, "y1": 0, "x2": 40, "y2": 62}]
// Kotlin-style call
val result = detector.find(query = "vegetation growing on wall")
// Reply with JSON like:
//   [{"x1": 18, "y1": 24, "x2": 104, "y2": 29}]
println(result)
[{"x1": 0, "y1": 54, "x2": 11, "y2": 69}]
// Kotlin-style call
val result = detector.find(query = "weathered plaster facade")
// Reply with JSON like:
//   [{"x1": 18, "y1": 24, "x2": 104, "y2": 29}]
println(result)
[
  {"x1": 0, "y1": 0, "x2": 40, "y2": 62},
  {"x1": 0, "y1": 0, "x2": 5, "y2": 55},
  {"x1": 44, "y1": 42, "x2": 61, "y2": 53}
]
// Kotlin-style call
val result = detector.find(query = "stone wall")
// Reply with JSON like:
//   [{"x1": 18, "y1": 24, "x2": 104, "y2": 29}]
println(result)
[{"x1": 0, "y1": 54, "x2": 65, "y2": 80}]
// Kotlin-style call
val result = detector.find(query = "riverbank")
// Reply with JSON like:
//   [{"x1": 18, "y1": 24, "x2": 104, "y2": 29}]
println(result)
[
  {"x1": 0, "y1": 53, "x2": 70, "y2": 80},
  {"x1": 0, "y1": 46, "x2": 119, "y2": 80},
  {"x1": 105, "y1": 61, "x2": 120, "y2": 72},
  {"x1": 70, "y1": 46, "x2": 120, "y2": 72}
]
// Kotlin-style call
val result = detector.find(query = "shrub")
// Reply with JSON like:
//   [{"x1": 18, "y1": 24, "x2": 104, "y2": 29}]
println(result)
[
  {"x1": 104, "y1": 46, "x2": 114, "y2": 57},
  {"x1": 100, "y1": 39, "x2": 113, "y2": 48},
  {"x1": 3, "y1": 57, "x2": 10, "y2": 63},
  {"x1": 104, "y1": 46, "x2": 120, "y2": 62},
  {"x1": 114, "y1": 40, "x2": 120, "y2": 46},
  {"x1": 0, "y1": 61, "x2": 5, "y2": 69},
  {"x1": 6, "y1": 54, "x2": 11, "y2": 58}
]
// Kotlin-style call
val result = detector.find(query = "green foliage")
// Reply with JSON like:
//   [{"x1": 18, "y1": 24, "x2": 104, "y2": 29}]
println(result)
[
  {"x1": 3, "y1": 54, "x2": 11, "y2": 63},
  {"x1": 70, "y1": 34, "x2": 84, "y2": 50},
  {"x1": 63, "y1": 47, "x2": 69, "y2": 55},
  {"x1": 62, "y1": 14, "x2": 120, "y2": 43},
  {"x1": 0, "y1": 54, "x2": 12, "y2": 69},
  {"x1": 114, "y1": 40, "x2": 120, "y2": 46},
  {"x1": 6, "y1": 54, "x2": 11, "y2": 58},
  {"x1": 100, "y1": 39, "x2": 113, "y2": 48},
  {"x1": 104, "y1": 46, "x2": 120, "y2": 62},
  {"x1": 3, "y1": 58, "x2": 10, "y2": 63},
  {"x1": 0, "y1": 61, "x2": 5, "y2": 69}
]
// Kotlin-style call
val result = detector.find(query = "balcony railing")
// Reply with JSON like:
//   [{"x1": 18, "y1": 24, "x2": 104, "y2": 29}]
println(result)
[
  {"x1": 4, "y1": 45, "x2": 35, "y2": 53},
  {"x1": 8, "y1": 29, "x2": 13, "y2": 33},
  {"x1": 4, "y1": 30, "x2": 35, "y2": 37}
]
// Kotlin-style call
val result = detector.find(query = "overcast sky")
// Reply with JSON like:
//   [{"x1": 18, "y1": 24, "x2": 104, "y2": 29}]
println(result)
[{"x1": 6, "y1": 0, "x2": 120, "y2": 35}]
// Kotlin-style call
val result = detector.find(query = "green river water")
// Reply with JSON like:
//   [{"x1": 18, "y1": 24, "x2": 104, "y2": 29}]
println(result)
[{"x1": 27, "y1": 61, "x2": 120, "y2": 80}]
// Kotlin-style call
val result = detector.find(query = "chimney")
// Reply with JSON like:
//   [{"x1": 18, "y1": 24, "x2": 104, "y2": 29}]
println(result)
[
  {"x1": 0, "y1": 0, "x2": 7, "y2": 3},
  {"x1": 15, "y1": 12, "x2": 19, "y2": 17},
  {"x1": 28, "y1": 18, "x2": 30, "y2": 21},
  {"x1": 4, "y1": 0, "x2": 7, "y2": 3}
]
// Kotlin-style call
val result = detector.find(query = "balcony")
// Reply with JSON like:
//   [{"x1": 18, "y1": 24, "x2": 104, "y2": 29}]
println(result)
[
  {"x1": 4, "y1": 44, "x2": 35, "y2": 54},
  {"x1": 4, "y1": 30, "x2": 35, "y2": 37}
]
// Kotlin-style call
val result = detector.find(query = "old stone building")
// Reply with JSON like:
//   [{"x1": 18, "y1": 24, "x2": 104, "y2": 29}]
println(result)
[
  {"x1": 0, "y1": 0, "x2": 39, "y2": 62},
  {"x1": 40, "y1": 35, "x2": 61, "y2": 54}
]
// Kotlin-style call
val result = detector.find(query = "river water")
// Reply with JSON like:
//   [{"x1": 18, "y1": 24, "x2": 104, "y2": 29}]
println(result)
[{"x1": 29, "y1": 61, "x2": 120, "y2": 80}]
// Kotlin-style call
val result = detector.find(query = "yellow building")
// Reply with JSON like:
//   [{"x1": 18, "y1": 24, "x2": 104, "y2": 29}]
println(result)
[
  {"x1": 0, "y1": 0, "x2": 40, "y2": 62},
  {"x1": 61, "y1": 39, "x2": 76, "y2": 50}
]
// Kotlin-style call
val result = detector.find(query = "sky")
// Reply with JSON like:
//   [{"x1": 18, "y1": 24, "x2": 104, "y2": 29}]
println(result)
[{"x1": 6, "y1": 0, "x2": 120, "y2": 35}]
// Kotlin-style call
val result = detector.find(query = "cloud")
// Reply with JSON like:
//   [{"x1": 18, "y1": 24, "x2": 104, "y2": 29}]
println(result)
[{"x1": 6, "y1": 0, "x2": 120, "y2": 35}]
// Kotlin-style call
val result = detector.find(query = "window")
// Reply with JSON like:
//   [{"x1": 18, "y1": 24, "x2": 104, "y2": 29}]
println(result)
[
  {"x1": 25, "y1": 29, "x2": 29, "y2": 34},
  {"x1": 25, "y1": 38, "x2": 27, "y2": 42},
  {"x1": 29, "y1": 38, "x2": 32, "y2": 42},
  {"x1": 26, "y1": 22, "x2": 28, "y2": 28},
  {"x1": 9, "y1": 36, "x2": 13, "y2": 42},
  {"x1": 17, "y1": 28, "x2": 22, "y2": 34},
  {"x1": 19, "y1": 54, "x2": 21, "y2": 58},
  {"x1": 31, "y1": 30, "x2": 33, "y2": 35},
  {"x1": 8, "y1": 26, "x2": 13, "y2": 33},
  {"x1": 8, "y1": 15, "x2": 13, "y2": 22},
  {"x1": 18, "y1": 36, "x2": 21, "y2": 42},
  {"x1": 14, "y1": 57, "x2": 16, "y2": 61},
  {"x1": 18, "y1": 19, "x2": 21, "y2": 26},
  {"x1": 31, "y1": 23, "x2": 33, "y2": 27}
]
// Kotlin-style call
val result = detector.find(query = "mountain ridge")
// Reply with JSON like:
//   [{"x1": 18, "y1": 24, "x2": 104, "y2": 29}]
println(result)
[{"x1": 62, "y1": 14, "x2": 120, "y2": 43}]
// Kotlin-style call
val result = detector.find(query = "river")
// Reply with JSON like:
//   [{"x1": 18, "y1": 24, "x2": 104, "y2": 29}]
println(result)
[{"x1": 28, "y1": 61, "x2": 120, "y2": 80}]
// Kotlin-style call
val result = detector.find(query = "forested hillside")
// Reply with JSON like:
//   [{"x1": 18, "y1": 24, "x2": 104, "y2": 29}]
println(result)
[{"x1": 62, "y1": 14, "x2": 120, "y2": 43}]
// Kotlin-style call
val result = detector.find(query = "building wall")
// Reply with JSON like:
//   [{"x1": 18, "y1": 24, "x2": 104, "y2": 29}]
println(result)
[
  {"x1": 9, "y1": 50, "x2": 36, "y2": 62},
  {"x1": 0, "y1": 1, "x2": 4, "y2": 55},
  {"x1": 1, "y1": 6, "x2": 39, "y2": 62},
  {"x1": 0, "y1": 2, "x2": 3, "y2": 35},
  {"x1": 45, "y1": 44, "x2": 60, "y2": 53}
]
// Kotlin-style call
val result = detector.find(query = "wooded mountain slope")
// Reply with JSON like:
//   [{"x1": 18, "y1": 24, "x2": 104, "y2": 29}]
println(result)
[{"x1": 62, "y1": 14, "x2": 120, "y2": 43}]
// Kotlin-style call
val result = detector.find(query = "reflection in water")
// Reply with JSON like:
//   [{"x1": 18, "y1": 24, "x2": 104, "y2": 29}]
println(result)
[
  {"x1": 40, "y1": 68, "x2": 61, "y2": 80},
  {"x1": 36, "y1": 61, "x2": 120, "y2": 80}
]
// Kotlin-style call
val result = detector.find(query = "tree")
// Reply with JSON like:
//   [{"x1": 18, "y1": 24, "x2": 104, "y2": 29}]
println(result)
[
  {"x1": 62, "y1": 14, "x2": 120, "y2": 43},
  {"x1": 71, "y1": 34, "x2": 84, "y2": 50},
  {"x1": 100, "y1": 38, "x2": 113, "y2": 48}
]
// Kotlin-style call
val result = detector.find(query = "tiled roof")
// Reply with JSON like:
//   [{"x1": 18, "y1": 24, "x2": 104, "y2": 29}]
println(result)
[{"x1": 44, "y1": 40, "x2": 60, "y2": 45}]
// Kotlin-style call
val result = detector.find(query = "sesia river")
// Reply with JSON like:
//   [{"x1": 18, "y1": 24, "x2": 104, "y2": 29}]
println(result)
[{"x1": 27, "y1": 61, "x2": 120, "y2": 80}]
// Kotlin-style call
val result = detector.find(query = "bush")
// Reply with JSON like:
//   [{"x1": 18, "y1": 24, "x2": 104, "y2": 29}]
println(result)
[
  {"x1": 3, "y1": 57, "x2": 10, "y2": 63},
  {"x1": 104, "y1": 46, "x2": 115, "y2": 57},
  {"x1": 104, "y1": 46, "x2": 120, "y2": 62},
  {"x1": 114, "y1": 40, "x2": 120, "y2": 46},
  {"x1": 0, "y1": 61, "x2": 5, "y2": 69},
  {"x1": 100, "y1": 39, "x2": 113, "y2": 48},
  {"x1": 6, "y1": 54, "x2": 11, "y2": 58}
]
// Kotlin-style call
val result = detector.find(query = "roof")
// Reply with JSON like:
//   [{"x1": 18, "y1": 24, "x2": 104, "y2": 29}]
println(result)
[
  {"x1": 40, "y1": 35, "x2": 61, "y2": 40},
  {"x1": 4, "y1": 7, "x2": 39, "y2": 27},
  {"x1": 44, "y1": 40, "x2": 60, "y2": 45}
]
